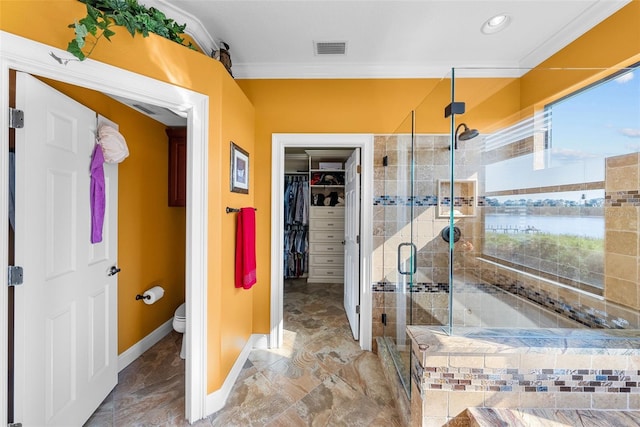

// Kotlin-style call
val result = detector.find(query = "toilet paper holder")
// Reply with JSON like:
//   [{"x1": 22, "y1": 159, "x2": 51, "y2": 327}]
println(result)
[{"x1": 135, "y1": 285, "x2": 165, "y2": 304}]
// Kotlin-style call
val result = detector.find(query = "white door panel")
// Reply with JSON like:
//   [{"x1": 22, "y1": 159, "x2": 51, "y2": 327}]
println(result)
[
  {"x1": 344, "y1": 149, "x2": 360, "y2": 340},
  {"x1": 14, "y1": 72, "x2": 118, "y2": 426}
]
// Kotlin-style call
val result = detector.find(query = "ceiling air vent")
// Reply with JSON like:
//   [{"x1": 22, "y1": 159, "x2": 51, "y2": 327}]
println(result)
[{"x1": 314, "y1": 41, "x2": 347, "y2": 55}]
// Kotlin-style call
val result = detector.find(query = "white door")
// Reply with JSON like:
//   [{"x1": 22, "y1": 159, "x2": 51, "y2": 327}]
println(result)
[
  {"x1": 13, "y1": 72, "x2": 118, "y2": 426},
  {"x1": 344, "y1": 149, "x2": 360, "y2": 340}
]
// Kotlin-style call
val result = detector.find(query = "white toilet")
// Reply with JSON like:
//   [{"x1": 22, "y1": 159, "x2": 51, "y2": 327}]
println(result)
[{"x1": 173, "y1": 302, "x2": 186, "y2": 359}]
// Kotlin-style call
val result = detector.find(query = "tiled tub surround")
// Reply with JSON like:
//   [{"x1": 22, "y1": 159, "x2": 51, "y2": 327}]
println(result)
[
  {"x1": 476, "y1": 258, "x2": 640, "y2": 330},
  {"x1": 407, "y1": 326, "x2": 640, "y2": 427},
  {"x1": 374, "y1": 281, "x2": 584, "y2": 329}
]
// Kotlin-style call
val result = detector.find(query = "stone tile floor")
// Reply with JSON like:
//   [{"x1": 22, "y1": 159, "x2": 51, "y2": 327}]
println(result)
[{"x1": 86, "y1": 280, "x2": 401, "y2": 426}]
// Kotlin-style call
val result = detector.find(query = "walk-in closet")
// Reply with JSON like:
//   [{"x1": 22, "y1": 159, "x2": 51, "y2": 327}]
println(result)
[{"x1": 283, "y1": 148, "x2": 353, "y2": 283}]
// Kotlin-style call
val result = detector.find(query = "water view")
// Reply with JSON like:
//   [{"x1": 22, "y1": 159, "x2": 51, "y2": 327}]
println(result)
[{"x1": 484, "y1": 214, "x2": 604, "y2": 239}]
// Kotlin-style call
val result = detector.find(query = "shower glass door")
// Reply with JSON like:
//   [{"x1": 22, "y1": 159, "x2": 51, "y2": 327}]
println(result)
[
  {"x1": 379, "y1": 73, "x2": 454, "y2": 398},
  {"x1": 380, "y1": 111, "x2": 415, "y2": 397}
]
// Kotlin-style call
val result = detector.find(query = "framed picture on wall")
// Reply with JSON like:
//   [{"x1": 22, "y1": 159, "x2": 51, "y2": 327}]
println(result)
[{"x1": 230, "y1": 141, "x2": 249, "y2": 194}]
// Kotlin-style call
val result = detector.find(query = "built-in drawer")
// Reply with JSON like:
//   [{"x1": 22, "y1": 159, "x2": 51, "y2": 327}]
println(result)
[
  {"x1": 311, "y1": 218, "x2": 344, "y2": 230},
  {"x1": 310, "y1": 254, "x2": 344, "y2": 265},
  {"x1": 309, "y1": 230, "x2": 343, "y2": 242},
  {"x1": 308, "y1": 266, "x2": 344, "y2": 279},
  {"x1": 310, "y1": 242, "x2": 343, "y2": 254},
  {"x1": 310, "y1": 207, "x2": 345, "y2": 218}
]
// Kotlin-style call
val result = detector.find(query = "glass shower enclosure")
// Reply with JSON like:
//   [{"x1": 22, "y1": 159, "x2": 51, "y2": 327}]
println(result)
[{"x1": 379, "y1": 65, "x2": 640, "y2": 399}]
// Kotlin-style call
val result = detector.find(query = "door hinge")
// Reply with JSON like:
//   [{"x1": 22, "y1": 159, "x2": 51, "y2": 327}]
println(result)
[
  {"x1": 356, "y1": 305, "x2": 360, "y2": 314},
  {"x1": 356, "y1": 164, "x2": 361, "y2": 174},
  {"x1": 8, "y1": 266, "x2": 23, "y2": 286},
  {"x1": 356, "y1": 235, "x2": 360, "y2": 244},
  {"x1": 381, "y1": 313, "x2": 387, "y2": 325},
  {"x1": 9, "y1": 108, "x2": 24, "y2": 129}
]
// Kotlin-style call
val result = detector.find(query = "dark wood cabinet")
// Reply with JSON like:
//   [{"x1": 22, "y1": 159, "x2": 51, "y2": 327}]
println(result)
[{"x1": 166, "y1": 127, "x2": 186, "y2": 207}]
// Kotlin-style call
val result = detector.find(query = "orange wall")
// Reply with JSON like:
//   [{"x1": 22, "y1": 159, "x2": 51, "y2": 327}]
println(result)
[
  {"x1": 38, "y1": 79, "x2": 187, "y2": 353},
  {"x1": 219, "y1": 76, "x2": 256, "y2": 382},
  {"x1": 1, "y1": 0, "x2": 256, "y2": 393},
  {"x1": 521, "y1": 1, "x2": 640, "y2": 109}
]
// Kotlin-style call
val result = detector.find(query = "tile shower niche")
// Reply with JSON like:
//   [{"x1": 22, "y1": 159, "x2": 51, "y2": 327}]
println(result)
[{"x1": 437, "y1": 179, "x2": 477, "y2": 218}]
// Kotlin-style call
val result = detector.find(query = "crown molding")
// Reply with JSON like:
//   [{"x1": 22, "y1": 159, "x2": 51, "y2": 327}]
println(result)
[
  {"x1": 518, "y1": 0, "x2": 630, "y2": 69},
  {"x1": 231, "y1": 62, "x2": 527, "y2": 80},
  {"x1": 140, "y1": 0, "x2": 218, "y2": 55},
  {"x1": 141, "y1": 0, "x2": 629, "y2": 79}
]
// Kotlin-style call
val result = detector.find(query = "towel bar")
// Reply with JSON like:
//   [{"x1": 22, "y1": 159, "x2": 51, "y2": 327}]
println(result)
[{"x1": 226, "y1": 207, "x2": 257, "y2": 214}]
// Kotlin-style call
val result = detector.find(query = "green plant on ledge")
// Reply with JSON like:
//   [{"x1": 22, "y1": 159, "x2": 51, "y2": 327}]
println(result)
[{"x1": 67, "y1": 0, "x2": 194, "y2": 61}]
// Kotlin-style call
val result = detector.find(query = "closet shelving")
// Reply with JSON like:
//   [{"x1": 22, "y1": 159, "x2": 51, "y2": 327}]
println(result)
[
  {"x1": 305, "y1": 150, "x2": 350, "y2": 283},
  {"x1": 307, "y1": 150, "x2": 346, "y2": 208}
]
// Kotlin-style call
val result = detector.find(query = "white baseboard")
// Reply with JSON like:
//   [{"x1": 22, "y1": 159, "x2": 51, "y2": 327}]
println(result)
[
  {"x1": 118, "y1": 318, "x2": 174, "y2": 372},
  {"x1": 205, "y1": 334, "x2": 268, "y2": 415},
  {"x1": 253, "y1": 334, "x2": 269, "y2": 350}
]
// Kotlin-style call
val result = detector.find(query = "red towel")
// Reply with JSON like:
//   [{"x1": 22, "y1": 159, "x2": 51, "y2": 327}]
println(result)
[{"x1": 235, "y1": 208, "x2": 257, "y2": 289}]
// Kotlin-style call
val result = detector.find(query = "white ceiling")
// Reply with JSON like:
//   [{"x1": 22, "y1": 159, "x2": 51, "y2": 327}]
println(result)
[{"x1": 143, "y1": 0, "x2": 630, "y2": 79}]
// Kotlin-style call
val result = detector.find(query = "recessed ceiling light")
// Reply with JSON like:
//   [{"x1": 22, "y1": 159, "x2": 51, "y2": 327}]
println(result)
[{"x1": 481, "y1": 14, "x2": 511, "y2": 35}]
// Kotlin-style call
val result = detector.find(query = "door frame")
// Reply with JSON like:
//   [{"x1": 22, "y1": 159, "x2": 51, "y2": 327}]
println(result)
[
  {"x1": 270, "y1": 133, "x2": 373, "y2": 351},
  {"x1": 0, "y1": 31, "x2": 209, "y2": 423}
]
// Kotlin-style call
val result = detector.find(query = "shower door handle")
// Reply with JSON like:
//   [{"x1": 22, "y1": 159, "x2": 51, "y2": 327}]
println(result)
[{"x1": 397, "y1": 242, "x2": 417, "y2": 275}]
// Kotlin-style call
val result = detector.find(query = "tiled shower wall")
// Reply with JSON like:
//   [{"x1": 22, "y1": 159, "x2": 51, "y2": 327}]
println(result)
[
  {"x1": 372, "y1": 134, "x2": 455, "y2": 350},
  {"x1": 371, "y1": 134, "x2": 640, "y2": 351},
  {"x1": 604, "y1": 153, "x2": 640, "y2": 311}
]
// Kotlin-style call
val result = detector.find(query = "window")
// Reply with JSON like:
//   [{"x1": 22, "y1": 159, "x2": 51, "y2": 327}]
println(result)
[{"x1": 482, "y1": 65, "x2": 640, "y2": 294}]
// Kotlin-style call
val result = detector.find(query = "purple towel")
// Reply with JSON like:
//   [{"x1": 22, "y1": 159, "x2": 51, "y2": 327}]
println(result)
[{"x1": 90, "y1": 144, "x2": 105, "y2": 243}]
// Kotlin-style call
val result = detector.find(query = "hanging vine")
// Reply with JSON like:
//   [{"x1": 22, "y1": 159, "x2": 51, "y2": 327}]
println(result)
[{"x1": 67, "y1": 0, "x2": 194, "y2": 61}]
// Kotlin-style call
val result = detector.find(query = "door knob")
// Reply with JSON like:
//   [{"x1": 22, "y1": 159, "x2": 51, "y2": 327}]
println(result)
[{"x1": 108, "y1": 266, "x2": 121, "y2": 276}]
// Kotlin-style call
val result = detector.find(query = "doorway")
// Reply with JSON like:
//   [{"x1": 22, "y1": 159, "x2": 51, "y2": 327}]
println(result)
[
  {"x1": 0, "y1": 31, "x2": 209, "y2": 424},
  {"x1": 270, "y1": 134, "x2": 373, "y2": 351}
]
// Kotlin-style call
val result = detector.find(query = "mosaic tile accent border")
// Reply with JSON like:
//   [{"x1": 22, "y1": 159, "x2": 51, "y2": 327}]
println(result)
[
  {"x1": 372, "y1": 195, "x2": 487, "y2": 207},
  {"x1": 439, "y1": 196, "x2": 475, "y2": 208},
  {"x1": 372, "y1": 282, "x2": 511, "y2": 294},
  {"x1": 495, "y1": 281, "x2": 633, "y2": 329},
  {"x1": 419, "y1": 366, "x2": 640, "y2": 394},
  {"x1": 373, "y1": 195, "x2": 437, "y2": 206},
  {"x1": 605, "y1": 190, "x2": 640, "y2": 207},
  {"x1": 412, "y1": 349, "x2": 424, "y2": 397},
  {"x1": 372, "y1": 281, "x2": 449, "y2": 293}
]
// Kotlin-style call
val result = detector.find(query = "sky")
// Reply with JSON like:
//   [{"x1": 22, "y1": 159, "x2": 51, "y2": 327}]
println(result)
[
  {"x1": 549, "y1": 67, "x2": 640, "y2": 161},
  {"x1": 485, "y1": 66, "x2": 640, "y2": 201}
]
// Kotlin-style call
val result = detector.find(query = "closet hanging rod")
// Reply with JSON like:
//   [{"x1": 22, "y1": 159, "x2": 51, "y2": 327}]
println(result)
[{"x1": 226, "y1": 207, "x2": 257, "y2": 214}]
